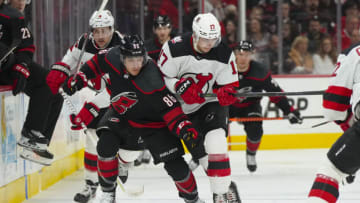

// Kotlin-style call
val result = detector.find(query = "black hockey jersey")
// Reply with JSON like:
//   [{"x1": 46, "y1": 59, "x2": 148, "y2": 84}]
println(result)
[
  {"x1": 145, "y1": 37, "x2": 163, "y2": 61},
  {"x1": 232, "y1": 60, "x2": 293, "y2": 114},
  {"x1": 0, "y1": 3, "x2": 34, "y2": 66},
  {"x1": 80, "y1": 46, "x2": 187, "y2": 132}
]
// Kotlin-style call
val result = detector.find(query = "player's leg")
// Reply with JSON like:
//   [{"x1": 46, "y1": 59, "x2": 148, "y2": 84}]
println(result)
[
  {"x1": 142, "y1": 127, "x2": 204, "y2": 203},
  {"x1": 308, "y1": 121, "x2": 360, "y2": 202},
  {"x1": 243, "y1": 104, "x2": 263, "y2": 172},
  {"x1": 192, "y1": 102, "x2": 241, "y2": 203},
  {"x1": 18, "y1": 62, "x2": 55, "y2": 165},
  {"x1": 74, "y1": 108, "x2": 107, "y2": 203}
]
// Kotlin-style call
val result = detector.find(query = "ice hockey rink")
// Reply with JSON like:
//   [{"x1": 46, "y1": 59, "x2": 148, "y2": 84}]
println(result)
[{"x1": 23, "y1": 149, "x2": 360, "y2": 203}]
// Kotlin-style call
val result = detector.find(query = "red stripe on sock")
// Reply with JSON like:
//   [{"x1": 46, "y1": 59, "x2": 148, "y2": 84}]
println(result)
[
  {"x1": 246, "y1": 139, "x2": 260, "y2": 152},
  {"x1": 315, "y1": 174, "x2": 339, "y2": 189},
  {"x1": 207, "y1": 168, "x2": 231, "y2": 177},
  {"x1": 175, "y1": 172, "x2": 196, "y2": 193},
  {"x1": 309, "y1": 189, "x2": 338, "y2": 203},
  {"x1": 85, "y1": 152, "x2": 98, "y2": 161}
]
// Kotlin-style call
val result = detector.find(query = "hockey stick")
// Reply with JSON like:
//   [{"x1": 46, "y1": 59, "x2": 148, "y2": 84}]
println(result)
[
  {"x1": 201, "y1": 90, "x2": 325, "y2": 98},
  {"x1": 0, "y1": 46, "x2": 17, "y2": 65},
  {"x1": 229, "y1": 115, "x2": 324, "y2": 122}
]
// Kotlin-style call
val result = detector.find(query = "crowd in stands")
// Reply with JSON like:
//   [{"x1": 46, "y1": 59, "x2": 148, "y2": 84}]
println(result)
[{"x1": 145, "y1": 0, "x2": 360, "y2": 75}]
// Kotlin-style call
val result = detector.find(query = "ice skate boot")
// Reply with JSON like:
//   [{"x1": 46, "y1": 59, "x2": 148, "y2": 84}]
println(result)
[
  {"x1": 98, "y1": 191, "x2": 115, "y2": 203},
  {"x1": 246, "y1": 152, "x2": 257, "y2": 172},
  {"x1": 19, "y1": 147, "x2": 53, "y2": 166},
  {"x1": 184, "y1": 196, "x2": 205, "y2": 203},
  {"x1": 227, "y1": 181, "x2": 241, "y2": 203},
  {"x1": 134, "y1": 150, "x2": 151, "y2": 166},
  {"x1": 17, "y1": 127, "x2": 48, "y2": 152},
  {"x1": 213, "y1": 193, "x2": 227, "y2": 203},
  {"x1": 73, "y1": 180, "x2": 98, "y2": 203}
]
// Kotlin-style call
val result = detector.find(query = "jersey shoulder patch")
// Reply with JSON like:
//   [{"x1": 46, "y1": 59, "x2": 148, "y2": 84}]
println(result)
[
  {"x1": 167, "y1": 33, "x2": 192, "y2": 58},
  {"x1": 134, "y1": 60, "x2": 165, "y2": 93},
  {"x1": 246, "y1": 61, "x2": 269, "y2": 80}
]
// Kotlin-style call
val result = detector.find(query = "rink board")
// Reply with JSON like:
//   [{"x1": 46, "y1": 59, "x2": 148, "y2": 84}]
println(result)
[{"x1": 0, "y1": 76, "x2": 344, "y2": 203}]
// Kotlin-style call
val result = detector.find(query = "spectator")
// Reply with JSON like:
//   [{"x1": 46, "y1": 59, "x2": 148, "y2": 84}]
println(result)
[
  {"x1": 287, "y1": 36, "x2": 313, "y2": 74},
  {"x1": 260, "y1": 34, "x2": 293, "y2": 74},
  {"x1": 305, "y1": 15, "x2": 326, "y2": 54},
  {"x1": 293, "y1": 0, "x2": 320, "y2": 33},
  {"x1": 249, "y1": 6, "x2": 264, "y2": 20},
  {"x1": 350, "y1": 28, "x2": 360, "y2": 46},
  {"x1": 222, "y1": 17, "x2": 237, "y2": 46},
  {"x1": 340, "y1": 14, "x2": 359, "y2": 50},
  {"x1": 204, "y1": 0, "x2": 225, "y2": 22},
  {"x1": 283, "y1": 21, "x2": 297, "y2": 53},
  {"x1": 312, "y1": 36, "x2": 337, "y2": 74},
  {"x1": 247, "y1": 18, "x2": 270, "y2": 59}
]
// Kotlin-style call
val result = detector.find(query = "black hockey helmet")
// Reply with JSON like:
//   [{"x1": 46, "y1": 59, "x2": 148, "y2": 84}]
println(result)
[
  {"x1": 233, "y1": 40, "x2": 254, "y2": 52},
  {"x1": 119, "y1": 34, "x2": 147, "y2": 64},
  {"x1": 153, "y1": 15, "x2": 172, "y2": 29}
]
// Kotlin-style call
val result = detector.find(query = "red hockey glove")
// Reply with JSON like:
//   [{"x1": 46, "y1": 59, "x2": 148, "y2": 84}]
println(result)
[
  {"x1": 62, "y1": 72, "x2": 87, "y2": 96},
  {"x1": 46, "y1": 64, "x2": 71, "y2": 95},
  {"x1": 12, "y1": 63, "x2": 30, "y2": 96},
  {"x1": 175, "y1": 78, "x2": 205, "y2": 104},
  {"x1": 176, "y1": 120, "x2": 202, "y2": 149},
  {"x1": 216, "y1": 85, "x2": 237, "y2": 106},
  {"x1": 70, "y1": 102, "x2": 100, "y2": 130},
  {"x1": 287, "y1": 108, "x2": 303, "y2": 124}
]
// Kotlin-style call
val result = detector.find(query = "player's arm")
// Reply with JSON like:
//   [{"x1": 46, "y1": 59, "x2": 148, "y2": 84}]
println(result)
[
  {"x1": 263, "y1": 73, "x2": 302, "y2": 124},
  {"x1": 157, "y1": 42, "x2": 180, "y2": 93},
  {"x1": 46, "y1": 34, "x2": 86, "y2": 94},
  {"x1": 213, "y1": 52, "x2": 239, "y2": 106},
  {"x1": 323, "y1": 55, "x2": 354, "y2": 122},
  {"x1": 62, "y1": 52, "x2": 106, "y2": 96}
]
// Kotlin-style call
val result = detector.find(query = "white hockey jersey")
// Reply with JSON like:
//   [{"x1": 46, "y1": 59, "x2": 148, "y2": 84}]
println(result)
[
  {"x1": 158, "y1": 33, "x2": 239, "y2": 114},
  {"x1": 54, "y1": 31, "x2": 123, "y2": 109},
  {"x1": 322, "y1": 42, "x2": 360, "y2": 121}
]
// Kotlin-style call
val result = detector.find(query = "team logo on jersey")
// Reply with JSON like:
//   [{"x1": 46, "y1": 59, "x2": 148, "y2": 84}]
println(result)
[
  {"x1": 111, "y1": 92, "x2": 138, "y2": 114},
  {"x1": 181, "y1": 73, "x2": 213, "y2": 95},
  {"x1": 171, "y1": 36, "x2": 182, "y2": 44}
]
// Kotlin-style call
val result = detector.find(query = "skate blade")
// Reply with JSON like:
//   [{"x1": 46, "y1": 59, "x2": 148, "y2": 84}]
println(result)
[{"x1": 19, "y1": 150, "x2": 52, "y2": 166}]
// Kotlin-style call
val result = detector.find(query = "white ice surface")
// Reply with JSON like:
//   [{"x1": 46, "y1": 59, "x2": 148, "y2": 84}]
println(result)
[{"x1": 23, "y1": 149, "x2": 360, "y2": 203}]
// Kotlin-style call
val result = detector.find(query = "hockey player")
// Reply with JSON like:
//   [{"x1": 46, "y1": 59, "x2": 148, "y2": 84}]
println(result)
[
  {"x1": 145, "y1": 15, "x2": 173, "y2": 61},
  {"x1": 0, "y1": 0, "x2": 63, "y2": 165},
  {"x1": 62, "y1": 35, "x2": 205, "y2": 203},
  {"x1": 229, "y1": 41, "x2": 302, "y2": 172},
  {"x1": 134, "y1": 15, "x2": 174, "y2": 167},
  {"x1": 45, "y1": 10, "x2": 124, "y2": 203},
  {"x1": 307, "y1": 43, "x2": 360, "y2": 202},
  {"x1": 158, "y1": 13, "x2": 241, "y2": 203}
]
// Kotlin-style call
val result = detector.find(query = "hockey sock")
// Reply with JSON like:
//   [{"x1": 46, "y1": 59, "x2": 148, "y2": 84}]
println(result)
[
  {"x1": 84, "y1": 151, "x2": 98, "y2": 181},
  {"x1": 207, "y1": 153, "x2": 231, "y2": 194},
  {"x1": 175, "y1": 171, "x2": 198, "y2": 201},
  {"x1": 308, "y1": 174, "x2": 339, "y2": 202},
  {"x1": 97, "y1": 155, "x2": 118, "y2": 192},
  {"x1": 246, "y1": 138, "x2": 260, "y2": 154}
]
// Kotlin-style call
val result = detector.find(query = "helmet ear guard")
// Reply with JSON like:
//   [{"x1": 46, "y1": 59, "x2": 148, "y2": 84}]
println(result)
[{"x1": 153, "y1": 15, "x2": 172, "y2": 29}]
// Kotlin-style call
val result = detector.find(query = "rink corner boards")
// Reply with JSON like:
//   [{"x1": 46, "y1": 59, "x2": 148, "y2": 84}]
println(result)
[{"x1": 0, "y1": 148, "x2": 84, "y2": 203}]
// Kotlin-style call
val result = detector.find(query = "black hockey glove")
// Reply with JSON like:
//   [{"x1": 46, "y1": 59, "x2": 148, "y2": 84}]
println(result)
[
  {"x1": 177, "y1": 120, "x2": 202, "y2": 150},
  {"x1": 11, "y1": 63, "x2": 30, "y2": 96},
  {"x1": 62, "y1": 72, "x2": 87, "y2": 96},
  {"x1": 287, "y1": 109, "x2": 303, "y2": 124}
]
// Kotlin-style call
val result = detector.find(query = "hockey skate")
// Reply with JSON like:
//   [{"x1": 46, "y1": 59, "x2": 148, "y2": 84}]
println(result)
[
  {"x1": 134, "y1": 150, "x2": 152, "y2": 166},
  {"x1": 74, "y1": 180, "x2": 98, "y2": 203},
  {"x1": 184, "y1": 196, "x2": 205, "y2": 203},
  {"x1": 19, "y1": 147, "x2": 53, "y2": 166},
  {"x1": 17, "y1": 127, "x2": 48, "y2": 152},
  {"x1": 98, "y1": 191, "x2": 115, "y2": 203},
  {"x1": 246, "y1": 152, "x2": 257, "y2": 172},
  {"x1": 227, "y1": 181, "x2": 241, "y2": 203},
  {"x1": 213, "y1": 193, "x2": 227, "y2": 203}
]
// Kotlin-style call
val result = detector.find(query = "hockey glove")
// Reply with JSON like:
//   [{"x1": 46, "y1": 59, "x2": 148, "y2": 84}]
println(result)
[
  {"x1": 335, "y1": 108, "x2": 353, "y2": 131},
  {"x1": 70, "y1": 102, "x2": 100, "y2": 130},
  {"x1": 62, "y1": 72, "x2": 87, "y2": 96},
  {"x1": 11, "y1": 63, "x2": 30, "y2": 96},
  {"x1": 216, "y1": 85, "x2": 237, "y2": 106},
  {"x1": 46, "y1": 64, "x2": 71, "y2": 95},
  {"x1": 175, "y1": 78, "x2": 205, "y2": 104},
  {"x1": 176, "y1": 120, "x2": 202, "y2": 150},
  {"x1": 287, "y1": 109, "x2": 303, "y2": 124}
]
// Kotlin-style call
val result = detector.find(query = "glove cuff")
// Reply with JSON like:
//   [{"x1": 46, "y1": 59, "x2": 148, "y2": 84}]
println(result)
[
  {"x1": 52, "y1": 62, "x2": 71, "y2": 76},
  {"x1": 12, "y1": 63, "x2": 30, "y2": 78}
]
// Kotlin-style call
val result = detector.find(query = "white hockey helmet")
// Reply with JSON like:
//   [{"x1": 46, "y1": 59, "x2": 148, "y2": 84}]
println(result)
[
  {"x1": 192, "y1": 13, "x2": 221, "y2": 46},
  {"x1": 89, "y1": 10, "x2": 114, "y2": 30}
]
